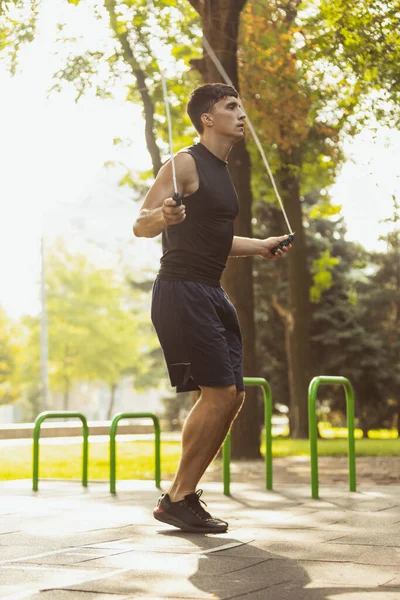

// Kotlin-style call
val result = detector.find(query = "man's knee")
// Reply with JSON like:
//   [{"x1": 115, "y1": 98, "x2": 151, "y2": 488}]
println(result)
[{"x1": 200, "y1": 384, "x2": 238, "y2": 406}]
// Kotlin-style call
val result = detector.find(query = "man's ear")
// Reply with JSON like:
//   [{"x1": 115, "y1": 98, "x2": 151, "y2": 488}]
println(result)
[{"x1": 201, "y1": 113, "x2": 213, "y2": 128}]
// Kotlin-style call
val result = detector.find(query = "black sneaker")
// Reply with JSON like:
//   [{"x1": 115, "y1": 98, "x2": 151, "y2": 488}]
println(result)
[{"x1": 153, "y1": 489, "x2": 228, "y2": 533}]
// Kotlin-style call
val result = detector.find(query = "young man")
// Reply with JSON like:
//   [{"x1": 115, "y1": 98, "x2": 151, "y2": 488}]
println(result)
[{"x1": 133, "y1": 83, "x2": 291, "y2": 534}]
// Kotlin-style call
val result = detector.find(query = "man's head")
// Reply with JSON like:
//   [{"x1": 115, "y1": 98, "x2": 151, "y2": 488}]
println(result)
[{"x1": 187, "y1": 83, "x2": 245, "y2": 140}]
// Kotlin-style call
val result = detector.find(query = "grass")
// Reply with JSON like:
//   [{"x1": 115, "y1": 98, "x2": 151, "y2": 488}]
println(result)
[{"x1": 1, "y1": 438, "x2": 399, "y2": 482}]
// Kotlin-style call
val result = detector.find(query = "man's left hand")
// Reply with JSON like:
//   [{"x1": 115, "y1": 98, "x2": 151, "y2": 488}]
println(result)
[{"x1": 259, "y1": 235, "x2": 292, "y2": 260}]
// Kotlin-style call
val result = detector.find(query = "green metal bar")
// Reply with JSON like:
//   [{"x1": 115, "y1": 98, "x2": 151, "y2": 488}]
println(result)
[
  {"x1": 222, "y1": 430, "x2": 231, "y2": 496},
  {"x1": 222, "y1": 377, "x2": 273, "y2": 495},
  {"x1": 344, "y1": 379, "x2": 356, "y2": 492},
  {"x1": 308, "y1": 376, "x2": 357, "y2": 499},
  {"x1": 308, "y1": 379, "x2": 319, "y2": 500},
  {"x1": 32, "y1": 411, "x2": 89, "y2": 492},
  {"x1": 109, "y1": 412, "x2": 161, "y2": 494}
]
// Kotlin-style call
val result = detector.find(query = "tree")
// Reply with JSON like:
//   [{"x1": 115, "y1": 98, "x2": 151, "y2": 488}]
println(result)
[
  {"x1": 316, "y1": 0, "x2": 400, "y2": 125},
  {"x1": 187, "y1": 0, "x2": 262, "y2": 459},
  {"x1": 0, "y1": 307, "x2": 22, "y2": 406},
  {"x1": 49, "y1": 0, "x2": 261, "y2": 457},
  {"x1": 238, "y1": 0, "x2": 400, "y2": 436},
  {"x1": 46, "y1": 240, "x2": 157, "y2": 413},
  {"x1": 20, "y1": 240, "x2": 158, "y2": 416},
  {"x1": 50, "y1": 0, "x2": 199, "y2": 179},
  {"x1": 354, "y1": 196, "x2": 400, "y2": 432}
]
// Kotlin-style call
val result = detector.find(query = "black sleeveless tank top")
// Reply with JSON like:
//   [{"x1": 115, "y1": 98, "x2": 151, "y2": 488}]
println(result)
[{"x1": 157, "y1": 143, "x2": 239, "y2": 286}]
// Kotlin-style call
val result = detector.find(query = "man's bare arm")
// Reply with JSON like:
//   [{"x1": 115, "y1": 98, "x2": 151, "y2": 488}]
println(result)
[
  {"x1": 133, "y1": 153, "x2": 197, "y2": 238},
  {"x1": 229, "y1": 235, "x2": 292, "y2": 260}
]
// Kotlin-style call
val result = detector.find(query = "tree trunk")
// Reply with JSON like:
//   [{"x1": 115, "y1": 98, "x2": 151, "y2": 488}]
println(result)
[
  {"x1": 277, "y1": 152, "x2": 311, "y2": 438},
  {"x1": 188, "y1": 0, "x2": 261, "y2": 459},
  {"x1": 107, "y1": 383, "x2": 118, "y2": 420}
]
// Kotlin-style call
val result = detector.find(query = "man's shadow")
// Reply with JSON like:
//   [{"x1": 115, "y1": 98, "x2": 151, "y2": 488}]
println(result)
[{"x1": 156, "y1": 507, "x2": 400, "y2": 600}]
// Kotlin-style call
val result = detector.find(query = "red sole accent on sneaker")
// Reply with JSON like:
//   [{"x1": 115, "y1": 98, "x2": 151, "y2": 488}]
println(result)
[{"x1": 154, "y1": 506, "x2": 164, "y2": 514}]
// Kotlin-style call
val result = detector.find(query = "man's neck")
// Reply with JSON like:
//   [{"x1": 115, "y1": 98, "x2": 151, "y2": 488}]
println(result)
[{"x1": 199, "y1": 136, "x2": 233, "y2": 162}]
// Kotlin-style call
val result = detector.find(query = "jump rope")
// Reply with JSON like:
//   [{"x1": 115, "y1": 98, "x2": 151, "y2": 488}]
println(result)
[{"x1": 147, "y1": 3, "x2": 295, "y2": 256}]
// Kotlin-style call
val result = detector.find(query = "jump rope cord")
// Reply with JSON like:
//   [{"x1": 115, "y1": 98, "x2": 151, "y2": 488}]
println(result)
[
  {"x1": 201, "y1": 37, "x2": 293, "y2": 235},
  {"x1": 145, "y1": 1, "x2": 294, "y2": 234},
  {"x1": 160, "y1": 73, "x2": 179, "y2": 196}
]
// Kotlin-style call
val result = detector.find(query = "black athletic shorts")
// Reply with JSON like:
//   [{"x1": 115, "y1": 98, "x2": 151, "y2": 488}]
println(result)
[{"x1": 151, "y1": 279, "x2": 244, "y2": 393}]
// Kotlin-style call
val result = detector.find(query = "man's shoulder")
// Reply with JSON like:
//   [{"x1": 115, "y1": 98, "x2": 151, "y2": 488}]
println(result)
[
  {"x1": 176, "y1": 144, "x2": 197, "y2": 159},
  {"x1": 175, "y1": 148, "x2": 197, "y2": 172}
]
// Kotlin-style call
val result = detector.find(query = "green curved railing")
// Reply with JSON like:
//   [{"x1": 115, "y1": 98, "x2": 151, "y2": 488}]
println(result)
[
  {"x1": 33, "y1": 411, "x2": 88, "y2": 491},
  {"x1": 308, "y1": 376, "x2": 356, "y2": 499},
  {"x1": 222, "y1": 377, "x2": 273, "y2": 496},
  {"x1": 109, "y1": 412, "x2": 161, "y2": 494}
]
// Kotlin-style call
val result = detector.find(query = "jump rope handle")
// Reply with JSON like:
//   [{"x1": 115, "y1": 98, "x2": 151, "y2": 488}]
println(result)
[
  {"x1": 172, "y1": 192, "x2": 182, "y2": 206},
  {"x1": 271, "y1": 233, "x2": 295, "y2": 255}
]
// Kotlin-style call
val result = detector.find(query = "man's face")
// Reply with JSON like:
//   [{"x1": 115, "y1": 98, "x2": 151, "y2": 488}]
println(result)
[{"x1": 203, "y1": 96, "x2": 246, "y2": 140}]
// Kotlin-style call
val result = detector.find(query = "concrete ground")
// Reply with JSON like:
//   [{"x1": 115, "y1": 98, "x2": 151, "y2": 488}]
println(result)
[{"x1": 0, "y1": 478, "x2": 400, "y2": 600}]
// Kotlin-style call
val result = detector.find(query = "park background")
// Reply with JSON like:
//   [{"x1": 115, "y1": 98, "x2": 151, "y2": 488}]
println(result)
[{"x1": 0, "y1": 0, "x2": 399, "y2": 476}]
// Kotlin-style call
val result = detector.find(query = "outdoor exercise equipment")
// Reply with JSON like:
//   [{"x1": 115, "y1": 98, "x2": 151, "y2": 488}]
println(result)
[
  {"x1": 308, "y1": 376, "x2": 356, "y2": 499},
  {"x1": 30, "y1": 377, "x2": 358, "y2": 499},
  {"x1": 222, "y1": 377, "x2": 273, "y2": 496},
  {"x1": 109, "y1": 412, "x2": 161, "y2": 494},
  {"x1": 32, "y1": 411, "x2": 88, "y2": 492}
]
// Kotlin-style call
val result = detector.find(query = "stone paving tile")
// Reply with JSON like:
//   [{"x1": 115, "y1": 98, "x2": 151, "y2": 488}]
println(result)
[
  {"x1": 278, "y1": 508, "x2": 400, "y2": 530},
  {"x1": 28, "y1": 592, "x2": 131, "y2": 600},
  {"x1": 239, "y1": 583, "x2": 400, "y2": 600},
  {"x1": 321, "y1": 496, "x2": 399, "y2": 514},
  {"x1": 0, "y1": 529, "x2": 136, "y2": 550},
  {"x1": 80, "y1": 550, "x2": 271, "y2": 574},
  {"x1": 302, "y1": 559, "x2": 400, "y2": 586},
  {"x1": 277, "y1": 485, "x2": 400, "y2": 508},
  {"x1": 226, "y1": 526, "x2": 347, "y2": 545},
  {"x1": 382, "y1": 576, "x2": 400, "y2": 587},
  {"x1": 47, "y1": 558, "x2": 303, "y2": 599},
  {"x1": 1, "y1": 480, "x2": 400, "y2": 600},
  {"x1": 0, "y1": 565, "x2": 105, "y2": 599},
  {"x1": 219, "y1": 508, "x2": 321, "y2": 529},
  {"x1": 83, "y1": 530, "x2": 251, "y2": 555},
  {"x1": 6, "y1": 547, "x2": 135, "y2": 567},
  {"x1": 330, "y1": 530, "x2": 400, "y2": 547},
  {"x1": 255, "y1": 540, "x2": 400, "y2": 567},
  {"x1": 0, "y1": 528, "x2": 20, "y2": 539}
]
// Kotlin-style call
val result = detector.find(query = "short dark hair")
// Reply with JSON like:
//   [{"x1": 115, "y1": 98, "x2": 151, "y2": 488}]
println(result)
[{"x1": 187, "y1": 83, "x2": 239, "y2": 134}]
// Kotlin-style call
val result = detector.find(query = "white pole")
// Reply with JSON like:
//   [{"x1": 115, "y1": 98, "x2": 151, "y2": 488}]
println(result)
[{"x1": 40, "y1": 235, "x2": 49, "y2": 411}]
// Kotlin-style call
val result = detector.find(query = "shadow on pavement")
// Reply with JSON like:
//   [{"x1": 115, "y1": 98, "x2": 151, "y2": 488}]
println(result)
[{"x1": 157, "y1": 528, "x2": 400, "y2": 600}]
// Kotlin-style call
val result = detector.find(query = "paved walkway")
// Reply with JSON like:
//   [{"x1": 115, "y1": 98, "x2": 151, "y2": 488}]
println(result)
[{"x1": 1, "y1": 479, "x2": 399, "y2": 599}]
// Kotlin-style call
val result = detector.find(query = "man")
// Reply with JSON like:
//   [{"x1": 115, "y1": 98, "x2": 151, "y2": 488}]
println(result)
[{"x1": 133, "y1": 83, "x2": 291, "y2": 534}]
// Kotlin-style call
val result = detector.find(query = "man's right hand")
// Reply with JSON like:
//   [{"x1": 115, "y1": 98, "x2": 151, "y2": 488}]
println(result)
[{"x1": 162, "y1": 198, "x2": 186, "y2": 226}]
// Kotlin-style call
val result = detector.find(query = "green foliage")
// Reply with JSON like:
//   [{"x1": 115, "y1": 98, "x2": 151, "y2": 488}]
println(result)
[
  {"x1": 46, "y1": 240, "x2": 156, "y2": 389},
  {"x1": 254, "y1": 190, "x2": 399, "y2": 430},
  {"x1": 0, "y1": 0, "x2": 39, "y2": 74},
  {"x1": 316, "y1": 0, "x2": 400, "y2": 125},
  {"x1": 48, "y1": 0, "x2": 200, "y2": 165},
  {"x1": 18, "y1": 240, "x2": 160, "y2": 415},
  {"x1": 309, "y1": 199, "x2": 342, "y2": 220},
  {"x1": 310, "y1": 250, "x2": 340, "y2": 303},
  {"x1": 0, "y1": 307, "x2": 22, "y2": 405}
]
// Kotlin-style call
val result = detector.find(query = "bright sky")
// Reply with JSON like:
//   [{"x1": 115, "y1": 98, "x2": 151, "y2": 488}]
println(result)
[{"x1": 1, "y1": 0, "x2": 399, "y2": 319}]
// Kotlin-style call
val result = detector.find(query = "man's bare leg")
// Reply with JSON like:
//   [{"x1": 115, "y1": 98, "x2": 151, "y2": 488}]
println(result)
[
  {"x1": 196, "y1": 389, "x2": 245, "y2": 483},
  {"x1": 167, "y1": 385, "x2": 245, "y2": 502}
]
